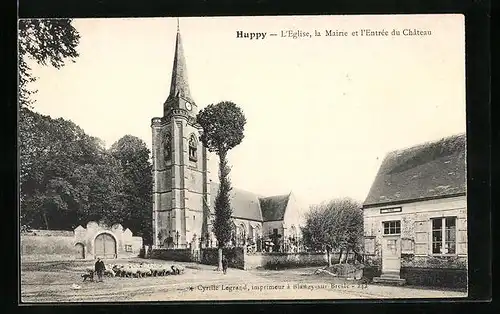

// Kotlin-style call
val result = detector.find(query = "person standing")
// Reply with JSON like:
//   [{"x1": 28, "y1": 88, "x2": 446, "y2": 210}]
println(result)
[
  {"x1": 95, "y1": 258, "x2": 105, "y2": 282},
  {"x1": 222, "y1": 255, "x2": 228, "y2": 275}
]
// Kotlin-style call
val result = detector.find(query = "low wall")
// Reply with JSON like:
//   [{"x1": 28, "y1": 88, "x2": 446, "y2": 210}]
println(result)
[
  {"x1": 362, "y1": 255, "x2": 467, "y2": 289},
  {"x1": 401, "y1": 267, "x2": 467, "y2": 290},
  {"x1": 149, "y1": 248, "x2": 192, "y2": 262},
  {"x1": 245, "y1": 252, "x2": 329, "y2": 270},
  {"x1": 362, "y1": 266, "x2": 382, "y2": 281},
  {"x1": 21, "y1": 233, "x2": 76, "y2": 257},
  {"x1": 147, "y1": 248, "x2": 355, "y2": 271},
  {"x1": 201, "y1": 248, "x2": 245, "y2": 270},
  {"x1": 21, "y1": 225, "x2": 143, "y2": 261}
]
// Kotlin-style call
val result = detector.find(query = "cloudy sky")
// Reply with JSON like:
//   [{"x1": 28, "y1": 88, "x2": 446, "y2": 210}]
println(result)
[{"x1": 27, "y1": 14, "x2": 466, "y2": 207}]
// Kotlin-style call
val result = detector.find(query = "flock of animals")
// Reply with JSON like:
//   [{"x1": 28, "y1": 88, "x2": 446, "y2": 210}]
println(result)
[{"x1": 81, "y1": 262, "x2": 185, "y2": 282}]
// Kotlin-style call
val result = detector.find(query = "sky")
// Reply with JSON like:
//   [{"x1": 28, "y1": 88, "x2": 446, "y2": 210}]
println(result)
[{"x1": 27, "y1": 14, "x2": 466, "y2": 208}]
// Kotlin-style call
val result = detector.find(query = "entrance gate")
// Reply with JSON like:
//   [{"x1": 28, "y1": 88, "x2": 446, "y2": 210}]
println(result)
[{"x1": 94, "y1": 233, "x2": 117, "y2": 259}]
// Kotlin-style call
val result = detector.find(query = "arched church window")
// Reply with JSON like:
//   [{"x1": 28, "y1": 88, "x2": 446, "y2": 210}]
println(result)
[
  {"x1": 236, "y1": 224, "x2": 246, "y2": 246},
  {"x1": 189, "y1": 134, "x2": 198, "y2": 161},
  {"x1": 164, "y1": 133, "x2": 172, "y2": 161}
]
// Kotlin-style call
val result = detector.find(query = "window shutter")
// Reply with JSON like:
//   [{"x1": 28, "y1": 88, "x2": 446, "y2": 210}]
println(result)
[
  {"x1": 401, "y1": 238, "x2": 414, "y2": 254},
  {"x1": 457, "y1": 217, "x2": 467, "y2": 255},
  {"x1": 414, "y1": 220, "x2": 430, "y2": 256}
]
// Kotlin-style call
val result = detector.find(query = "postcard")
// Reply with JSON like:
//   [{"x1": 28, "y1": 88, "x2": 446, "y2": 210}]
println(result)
[{"x1": 19, "y1": 14, "x2": 467, "y2": 302}]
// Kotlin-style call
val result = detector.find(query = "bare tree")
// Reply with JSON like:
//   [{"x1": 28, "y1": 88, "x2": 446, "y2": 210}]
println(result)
[{"x1": 301, "y1": 198, "x2": 363, "y2": 267}]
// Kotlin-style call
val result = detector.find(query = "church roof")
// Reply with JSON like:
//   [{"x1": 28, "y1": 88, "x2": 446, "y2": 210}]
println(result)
[
  {"x1": 210, "y1": 183, "x2": 263, "y2": 221},
  {"x1": 259, "y1": 194, "x2": 291, "y2": 222},
  {"x1": 167, "y1": 23, "x2": 194, "y2": 104},
  {"x1": 363, "y1": 133, "x2": 466, "y2": 207}
]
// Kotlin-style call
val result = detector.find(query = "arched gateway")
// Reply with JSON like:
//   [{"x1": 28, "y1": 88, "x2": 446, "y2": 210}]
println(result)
[{"x1": 94, "y1": 232, "x2": 117, "y2": 259}]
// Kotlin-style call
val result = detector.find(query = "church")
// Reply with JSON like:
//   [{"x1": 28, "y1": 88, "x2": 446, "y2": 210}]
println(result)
[{"x1": 151, "y1": 22, "x2": 304, "y2": 252}]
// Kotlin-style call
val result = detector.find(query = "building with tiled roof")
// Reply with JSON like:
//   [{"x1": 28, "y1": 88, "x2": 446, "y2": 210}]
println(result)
[
  {"x1": 362, "y1": 133, "x2": 467, "y2": 285},
  {"x1": 151, "y1": 22, "x2": 304, "y2": 251}
]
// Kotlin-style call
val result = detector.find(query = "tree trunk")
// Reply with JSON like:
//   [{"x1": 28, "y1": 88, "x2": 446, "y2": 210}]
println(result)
[
  {"x1": 326, "y1": 248, "x2": 332, "y2": 267},
  {"x1": 339, "y1": 248, "x2": 343, "y2": 264},
  {"x1": 218, "y1": 247, "x2": 223, "y2": 271},
  {"x1": 42, "y1": 210, "x2": 49, "y2": 230}
]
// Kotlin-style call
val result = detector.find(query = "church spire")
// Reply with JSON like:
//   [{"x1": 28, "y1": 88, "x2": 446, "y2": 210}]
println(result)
[{"x1": 166, "y1": 18, "x2": 194, "y2": 108}]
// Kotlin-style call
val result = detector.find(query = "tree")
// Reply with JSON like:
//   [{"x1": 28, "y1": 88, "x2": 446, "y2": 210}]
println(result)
[
  {"x1": 196, "y1": 101, "x2": 246, "y2": 271},
  {"x1": 301, "y1": 198, "x2": 363, "y2": 267},
  {"x1": 18, "y1": 18, "x2": 80, "y2": 108},
  {"x1": 19, "y1": 108, "x2": 125, "y2": 230},
  {"x1": 110, "y1": 135, "x2": 153, "y2": 244}
]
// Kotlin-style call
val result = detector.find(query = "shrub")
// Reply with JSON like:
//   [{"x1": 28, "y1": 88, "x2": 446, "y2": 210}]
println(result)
[
  {"x1": 402, "y1": 254, "x2": 467, "y2": 269},
  {"x1": 327, "y1": 263, "x2": 364, "y2": 276}
]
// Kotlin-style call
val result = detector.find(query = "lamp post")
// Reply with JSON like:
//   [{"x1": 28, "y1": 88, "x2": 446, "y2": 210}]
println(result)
[{"x1": 175, "y1": 231, "x2": 180, "y2": 248}]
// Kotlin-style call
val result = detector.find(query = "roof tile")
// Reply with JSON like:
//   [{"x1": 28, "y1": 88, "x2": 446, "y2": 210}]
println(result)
[{"x1": 363, "y1": 133, "x2": 466, "y2": 206}]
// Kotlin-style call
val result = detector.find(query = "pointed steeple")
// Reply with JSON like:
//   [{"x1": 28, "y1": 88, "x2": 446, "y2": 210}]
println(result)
[{"x1": 166, "y1": 19, "x2": 194, "y2": 109}]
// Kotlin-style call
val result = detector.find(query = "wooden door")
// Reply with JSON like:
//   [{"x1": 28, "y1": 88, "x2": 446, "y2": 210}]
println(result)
[
  {"x1": 382, "y1": 236, "x2": 401, "y2": 277},
  {"x1": 95, "y1": 233, "x2": 116, "y2": 259}
]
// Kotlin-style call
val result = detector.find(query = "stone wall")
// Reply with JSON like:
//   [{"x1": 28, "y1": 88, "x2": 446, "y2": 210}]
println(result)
[
  {"x1": 148, "y1": 247, "x2": 354, "y2": 271},
  {"x1": 21, "y1": 231, "x2": 76, "y2": 260},
  {"x1": 400, "y1": 267, "x2": 467, "y2": 290},
  {"x1": 362, "y1": 254, "x2": 467, "y2": 289},
  {"x1": 74, "y1": 221, "x2": 143, "y2": 259},
  {"x1": 21, "y1": 222, "x2": 143, "y2": 261},
  {"x1": 200, "y1": 247, "x2": 245, "y2": 270},
  {"x1": 245, "y1": 252, "x2": 331, "y2": 270},
  {"x1": 149, "y1": 248, "x2": 193, "y2": 262}
]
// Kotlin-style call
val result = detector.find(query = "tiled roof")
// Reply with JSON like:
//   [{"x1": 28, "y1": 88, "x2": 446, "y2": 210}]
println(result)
[
  {"x1": 363, "y1": 133, "x2": 466, "y2": 207},
  {"x1": 259, "y1": 194, "x2": 291, "y2": 222},
  {"x1": 210, "y1": 183, "x2": 263, "y2": 221}
]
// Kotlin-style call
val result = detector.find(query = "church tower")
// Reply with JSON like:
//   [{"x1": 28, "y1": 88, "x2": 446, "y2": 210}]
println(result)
[{"x1": 151, "y1": 20, "x2": 211, "y2": 249}]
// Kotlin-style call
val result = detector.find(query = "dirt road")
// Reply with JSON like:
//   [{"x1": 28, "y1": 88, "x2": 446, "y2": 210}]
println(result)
[{"x1": 20, "y1": 258, "x2": 467, "y2": 303}]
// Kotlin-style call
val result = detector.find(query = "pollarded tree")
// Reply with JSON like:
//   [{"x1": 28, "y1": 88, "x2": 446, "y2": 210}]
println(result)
[
  {"x1": 301, "y1": 198, "x2": 363, "y2": 267},
  {"x1": 196, "y1": 101, "x2": 246, "y2": 271},
  {"x1": 18, "y1": 18, "x2": 80, "y2": 108}
]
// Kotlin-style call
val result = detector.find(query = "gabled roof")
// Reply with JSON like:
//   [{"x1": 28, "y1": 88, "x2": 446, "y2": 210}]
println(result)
[
  {"x1": 210, "y1": 183, "x2": 263, "y2": 221},
  {"x1": 363, "y1": 133, "x2": 466, "y2": 207},
  {"x1": 259, "y1": 194, "x2": 291, "y2": 222}
]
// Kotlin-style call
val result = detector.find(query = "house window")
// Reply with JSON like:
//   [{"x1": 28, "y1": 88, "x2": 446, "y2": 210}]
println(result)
[
  {"x1": 125, "y1": 245, "x2": 132, "y2": 252},
  {"x1": 383, "y1": 220, "x2": 401, "y2": 235},
  {"x1": 189, "y1": 135, "x2": 197, "y2": 161},
  {"x1": 432, "y1": 217, "x2": 456, "y2": 254}
]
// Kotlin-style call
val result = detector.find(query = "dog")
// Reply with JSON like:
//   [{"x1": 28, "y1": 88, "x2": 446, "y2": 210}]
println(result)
[{"x1": 81, "y1": 271, "x2": 94, "y2": 282}]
